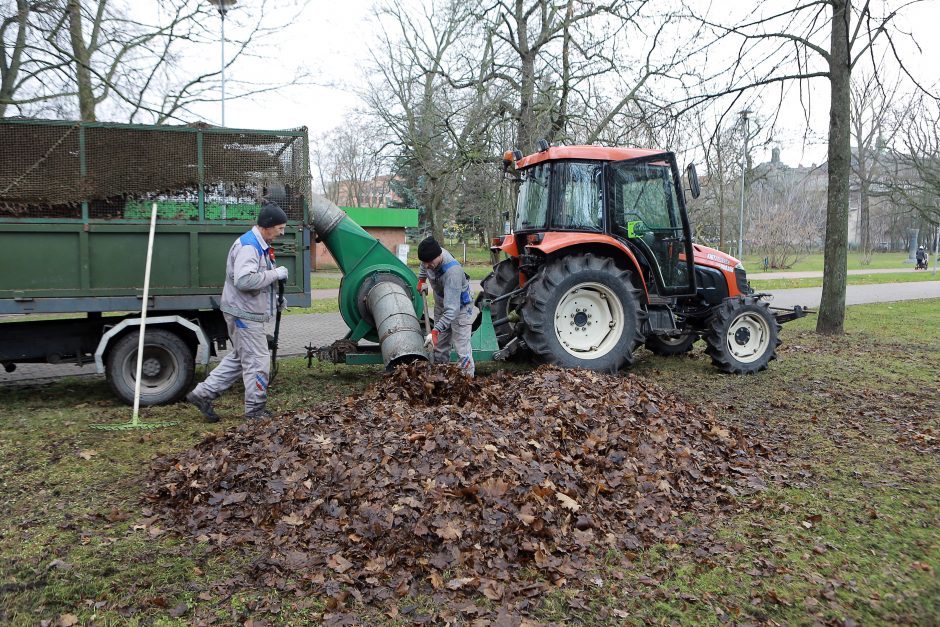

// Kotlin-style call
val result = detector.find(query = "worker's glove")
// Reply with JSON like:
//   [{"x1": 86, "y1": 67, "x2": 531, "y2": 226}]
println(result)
[
  {"x1": 417, "y1": 278, "x2": 428, "y2": 295},
  {"x1": 275, "y1": 266, "x2": 289, "y2": 281},
  {"x1": 424, "y1": 329, "x2": 439, "y2": 348},
  {"x1": 277, "y1": 296, "x2": 287, "y2": 312}
]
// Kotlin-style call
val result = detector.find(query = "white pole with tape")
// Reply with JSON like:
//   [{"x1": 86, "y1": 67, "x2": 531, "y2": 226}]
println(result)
[{"x1": 131, "y1": 202, "x2": 158, "y2": 422}]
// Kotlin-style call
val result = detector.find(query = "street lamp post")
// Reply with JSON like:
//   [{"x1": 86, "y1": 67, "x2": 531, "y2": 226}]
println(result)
[
  {"x1": 208, "y1": 0, "x2": 237, "y2": 126},
  {"x1": 738, "y1": 109, "x2": 751, "y2": 260}
]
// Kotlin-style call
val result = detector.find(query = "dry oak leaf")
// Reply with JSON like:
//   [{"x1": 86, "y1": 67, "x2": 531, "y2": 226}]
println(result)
[
  {"x1": 556, "y1": 492, "x2": 581, "y2": 512},
  {"x1": 435, "y1": 522, "x2": 463, "y2": 540},
  {"x1": 281, "y1": 512, "x2": 305, "y2": 526},
  {"x1": 77, "y1": 449, "x2": 97, "y2": 461},
  {"x1": 328, "y1": 553, "x2": 354, "y2": 573}
]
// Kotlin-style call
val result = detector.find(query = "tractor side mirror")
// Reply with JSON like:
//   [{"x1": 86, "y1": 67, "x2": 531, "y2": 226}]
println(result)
[{"x1": 686, "y1": 163, "x2": 701, "y2": 199}]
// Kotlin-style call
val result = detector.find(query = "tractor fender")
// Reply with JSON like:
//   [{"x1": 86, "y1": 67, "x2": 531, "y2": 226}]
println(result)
[{"x1": 525, "y1": 232, "x2": 649, "y2": 299}]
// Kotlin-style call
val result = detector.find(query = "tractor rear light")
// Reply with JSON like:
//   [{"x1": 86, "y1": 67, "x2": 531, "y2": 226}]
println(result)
[
  {"x1": 491, "y1": 236, "x2": 504, "y2": 247},
  {"x1": 502, "y1": 150, "x2": 516, "y2": 171},
  {"x1": 526, "y1": 232, "x2": 544, "y2": 245}
]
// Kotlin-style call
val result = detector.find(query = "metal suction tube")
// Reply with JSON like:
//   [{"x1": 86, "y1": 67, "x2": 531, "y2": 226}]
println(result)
[{"x1": 365, "y1": 280, "x2": 428, "y2": 369}]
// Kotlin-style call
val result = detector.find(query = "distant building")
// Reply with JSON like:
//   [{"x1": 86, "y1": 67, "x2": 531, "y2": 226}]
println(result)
[
  {"x1": 325, "y1": 175, "x2": 402, "y2": 209},
  {"x1": 313, "y1": 206, "x2": 419, "y2": 269}
]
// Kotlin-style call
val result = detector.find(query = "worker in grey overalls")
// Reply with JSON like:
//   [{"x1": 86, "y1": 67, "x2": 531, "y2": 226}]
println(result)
[
  {"x1": 185, "y1": 203, "x2": 289, "y2": 422},
  {"x1": 417, "y1": 236, "x2": 477, "y2": 377}
]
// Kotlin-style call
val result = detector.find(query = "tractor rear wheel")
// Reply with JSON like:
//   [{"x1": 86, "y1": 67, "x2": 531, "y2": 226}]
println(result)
[
  {"x1": 645, "y1": 332, "x2": 697, "y2": 356},
  {"x1": 522, "y1": 253, "x2": 644, "y2": 372},
  {"x1": 704, "y1": 297, "x2": 781, "y2": 374},
  {"x1": 480, "y1": 258, "x2": 522, "y2": 348}
]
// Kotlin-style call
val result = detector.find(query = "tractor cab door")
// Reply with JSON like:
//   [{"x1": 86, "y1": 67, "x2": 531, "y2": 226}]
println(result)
[{"x1": 607, "y1": 153, "x2": 695, "y2": 296}]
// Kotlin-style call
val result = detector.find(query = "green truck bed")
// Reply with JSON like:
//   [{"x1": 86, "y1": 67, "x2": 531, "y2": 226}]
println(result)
[{"x1": 0, "y1": 119, "x2": 312, "y2": 314}]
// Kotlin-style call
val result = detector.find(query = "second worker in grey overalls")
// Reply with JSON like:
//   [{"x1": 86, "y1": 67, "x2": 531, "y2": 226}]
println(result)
[
  {"x1": 417, "y1": 236, "x2": 478, "y2": 377},
  {"x1": 185, "y1": 203, "x2": 289, "y2": 422}
]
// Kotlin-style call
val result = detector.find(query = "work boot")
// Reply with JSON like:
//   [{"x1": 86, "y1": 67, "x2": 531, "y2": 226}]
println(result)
[
  {"x1": 186, "y1": 391, "x2": 220, "y2": 423},
  {"x1": 245, "y1": 408, "x2": 273, "y2": 421}
]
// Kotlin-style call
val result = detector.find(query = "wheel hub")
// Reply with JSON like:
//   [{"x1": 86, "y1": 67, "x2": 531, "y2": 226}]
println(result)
[
  {"x1": 734, "y1": 327, "x2": 751, "y2": 346},
  {"x1": 142, "y1": 356, "x2": 162, "y2": 377},
  {"x1": 725, "y1": 311, "x2": 770, "y2": 363},
  {"x1": 554, "y1": 283, "x2": 624, "y2": 358}
]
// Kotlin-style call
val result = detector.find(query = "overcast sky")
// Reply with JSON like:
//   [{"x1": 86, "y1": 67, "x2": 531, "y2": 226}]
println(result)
[{"x1": 186, "y1": 0, "x2": 940, "y2": 169}]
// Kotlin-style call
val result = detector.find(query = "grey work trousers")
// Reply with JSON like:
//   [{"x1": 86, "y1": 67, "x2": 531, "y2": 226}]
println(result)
[
  {"x1": 433, "y1": 303, "x2": 477, "y2": 377},
  {"x1": 192, "y1": 313, "x2": 270, "y2": 415}
]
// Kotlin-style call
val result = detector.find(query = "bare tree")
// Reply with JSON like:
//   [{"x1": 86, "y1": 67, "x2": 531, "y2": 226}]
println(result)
[
  {"x1": 311, "y1": 115, "x2": 393, "y2": 207},
  {"x1": 680, "y1": 0, "x2": 928, "y2": 335},
  {"x1": 886, "y1": 95, "x2": 940, "y2": 228},
  {"x1": 1, "y1": 0, "x2": 308, "y2": 123},
  {"x1": 850, "y1": 69, "x2": 899, "y2": 261}
]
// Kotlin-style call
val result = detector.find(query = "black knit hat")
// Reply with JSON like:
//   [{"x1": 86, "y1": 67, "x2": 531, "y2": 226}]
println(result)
[
  {"x1": 417, "y1": 236, "x2": 443, "y2": 262},
  {"x1": 257, "y1": 202, "x2": 288, "y2": 227}
]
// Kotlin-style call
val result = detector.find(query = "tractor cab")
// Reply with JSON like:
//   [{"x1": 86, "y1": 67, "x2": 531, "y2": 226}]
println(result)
[{"x1": 508, "y1": 147, "x2": 696, "y2": 299}]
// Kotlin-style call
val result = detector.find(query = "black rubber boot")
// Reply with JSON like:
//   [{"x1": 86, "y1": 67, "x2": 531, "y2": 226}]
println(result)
[
  {"x1": 245, "y1": 408, "x2": 273, "y2": 421},
  {"x1": 186, "y1": 391, "x2": 220, "y2": 423}
]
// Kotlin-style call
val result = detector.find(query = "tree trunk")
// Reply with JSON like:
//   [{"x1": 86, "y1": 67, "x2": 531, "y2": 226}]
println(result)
[
  {"x1": 66, "y1": 0, "x2": 96, "y2": 121},
  {"x1": 816, "y1": 0, "x2": 851, "y2": 335},
  {"x1": 0, "y1": 0, "x2": 31, "y2": 118},
  {"x1": 860, "y1": 176, "x2": 870, "y2": 253}
]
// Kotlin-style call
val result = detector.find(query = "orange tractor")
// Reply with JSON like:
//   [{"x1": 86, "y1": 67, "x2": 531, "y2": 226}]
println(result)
[{"x1": 481, "y1": 144, "x2": 806, "y2": 374}]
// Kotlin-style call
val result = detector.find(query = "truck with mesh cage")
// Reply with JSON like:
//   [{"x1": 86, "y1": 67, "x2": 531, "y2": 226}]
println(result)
[{"x1": 0, "y1": 119, "x2": 312, "y2": 405}]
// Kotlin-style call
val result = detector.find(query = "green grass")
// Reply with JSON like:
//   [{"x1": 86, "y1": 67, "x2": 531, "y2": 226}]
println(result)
[
  {"x1": 2, "y1": 303, "x2": 939, "y2": 623},
  {"x1": 739, "y1": 251, "x2": 913, "y2": 272},
  {"x1": 751, "y1": 270, "x2": 940, "y2": 291}
]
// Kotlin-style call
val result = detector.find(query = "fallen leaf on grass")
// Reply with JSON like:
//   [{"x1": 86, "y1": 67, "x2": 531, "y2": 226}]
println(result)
[
  {"x1": 56, "y1": 615, "x2": 78, "y2": 627},
  {"x1": 77, "y1": 449, "x2": 97, "y2": 460}
]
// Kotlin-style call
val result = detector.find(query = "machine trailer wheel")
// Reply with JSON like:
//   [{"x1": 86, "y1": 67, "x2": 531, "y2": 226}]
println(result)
[
  {"x1": 645, "y1": 332, "x2": 697, "y2": 356},
  {"x1": 106, "y1": 328, "x2": 194, "y2": 405},
  {"x1": 704, "y1": 297, "x2": 781, "y2": 374},
  {"x1": 522, "y1": 253, "x2": 644, "y2": 372}
]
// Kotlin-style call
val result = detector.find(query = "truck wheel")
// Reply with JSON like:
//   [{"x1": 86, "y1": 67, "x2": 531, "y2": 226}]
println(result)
[
  {"x1": 645, "y1": 332, "x2": 697, "y2": 356},
  {"x1": 480, "y1": 258, "x2": 523, "y2": 348},
  {"x1": 522, "y1": 253, "x2": 644, "y2": 372},
  {"x1": 704, "y1": 297, "x2": 781, "y2": 374},
  {"x1": 106, "y1": 328, "x2": 195, "y2": 405}
]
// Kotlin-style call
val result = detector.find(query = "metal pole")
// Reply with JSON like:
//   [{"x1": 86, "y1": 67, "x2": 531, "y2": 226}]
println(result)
[
  {"x1": 934, "y1": 222, "x2": 939, "y2": 277},
  {"x1": 220, "y1": 9, "x2": 226, "y2": 126},
  {"x1": 132, "y1": 203, "x2": 158, "y2": 423},
  {"x1": 738, "y1": 109, "x2": 751, "y2": 261}
]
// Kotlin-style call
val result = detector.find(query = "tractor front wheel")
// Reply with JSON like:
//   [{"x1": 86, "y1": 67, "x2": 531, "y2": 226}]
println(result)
[
  {"x1": 522, "y1": 253, "x2": 644, "y2": 372},
  {"x1": 704, "y1": 297, "x2": 781, "y2": 374}
]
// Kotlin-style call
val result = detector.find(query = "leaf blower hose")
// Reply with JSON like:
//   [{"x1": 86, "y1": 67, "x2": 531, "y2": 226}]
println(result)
[{"x1": 310, "y1": 193, "x2": 428, "y2": 370}]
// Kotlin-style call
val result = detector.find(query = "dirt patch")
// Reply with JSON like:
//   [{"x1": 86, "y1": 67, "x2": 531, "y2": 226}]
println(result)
[{"x1": 147, "y1": 365, "x2": 778, "y2": 618}]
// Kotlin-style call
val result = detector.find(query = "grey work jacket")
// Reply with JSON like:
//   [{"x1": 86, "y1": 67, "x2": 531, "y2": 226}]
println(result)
[
  {"x1": 219, "y1": 226, "x2": 280, "y2": 322},
  {"x1": 418, "y1": 249, "x2": 472, "y2": 332}
]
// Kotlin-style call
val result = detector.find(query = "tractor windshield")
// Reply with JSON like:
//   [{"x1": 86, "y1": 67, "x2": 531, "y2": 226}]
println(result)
[
  {"x1": 608, "y1": 158, "x2": 694, "y2": 295},
  {"x1": 515, "y1": 163, "x2": 551, "y2": 230},
  {"x1": 515, "y1": 161, "x2": 604, "y2": 232}
]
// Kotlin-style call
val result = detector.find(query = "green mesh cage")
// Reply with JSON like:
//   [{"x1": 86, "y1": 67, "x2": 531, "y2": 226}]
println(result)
[{"x1": 0, "y1": 120, "x2": 310, "y2": 222}]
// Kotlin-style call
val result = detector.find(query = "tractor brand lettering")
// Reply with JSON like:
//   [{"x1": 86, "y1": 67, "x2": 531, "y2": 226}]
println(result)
[{"x1": 706, "y1": 253, "x2": 730, "y2": 265}]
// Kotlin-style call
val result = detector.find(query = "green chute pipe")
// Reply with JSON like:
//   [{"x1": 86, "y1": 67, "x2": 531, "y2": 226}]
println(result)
[{"x1": 311, "y1": 195, "x2": 425, "y2": 345}]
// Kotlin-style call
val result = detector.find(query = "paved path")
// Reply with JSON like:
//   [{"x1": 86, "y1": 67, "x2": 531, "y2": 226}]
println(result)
[{"x1": 4, "y1": 280, "x2": 940, "y2": 386}]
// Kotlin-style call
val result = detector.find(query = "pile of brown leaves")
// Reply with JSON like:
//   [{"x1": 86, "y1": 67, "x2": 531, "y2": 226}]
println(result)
[{"x1": 147, "y1": 365, "x2": 772, "y2": 616}]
